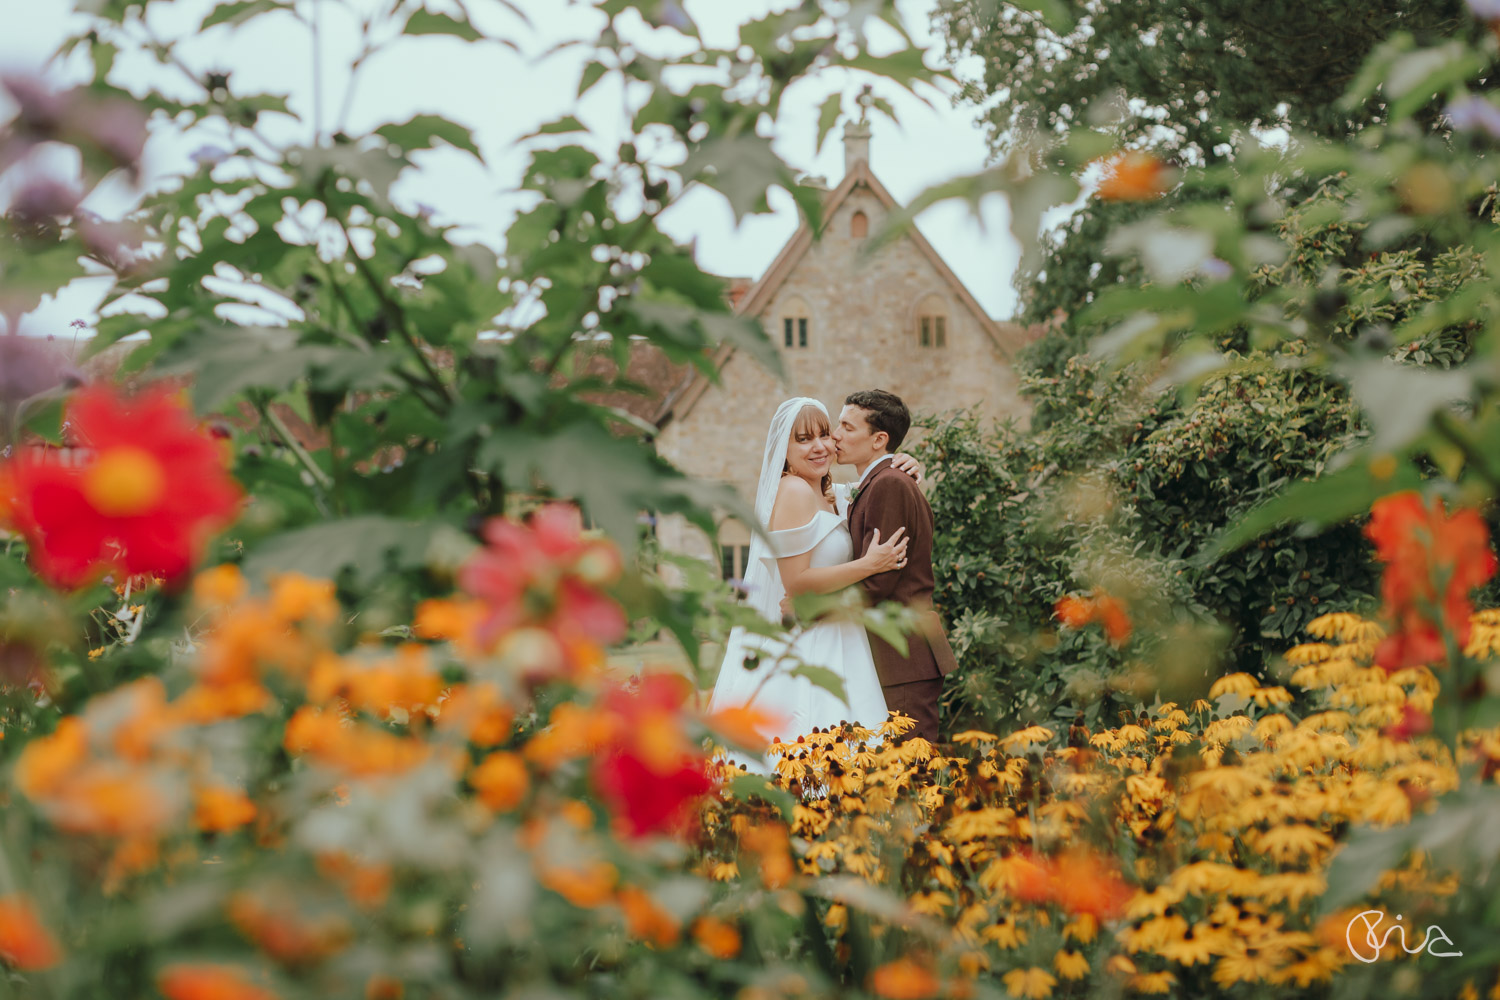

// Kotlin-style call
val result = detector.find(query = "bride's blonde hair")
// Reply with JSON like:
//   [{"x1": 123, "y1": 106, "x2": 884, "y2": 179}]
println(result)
[{"x1": 782, "y1": 404, "x2": 834, "y2": 504}]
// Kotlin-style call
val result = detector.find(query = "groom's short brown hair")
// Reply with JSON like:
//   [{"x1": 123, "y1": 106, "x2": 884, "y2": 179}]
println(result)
[{"x1": 844, "y1": 389, "x2": 910, "y2": 452}]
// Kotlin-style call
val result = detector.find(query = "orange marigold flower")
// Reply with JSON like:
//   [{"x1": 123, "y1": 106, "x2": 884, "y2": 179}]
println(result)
[
  {"x1": 194, "y1": 784, "x2": 257, "y2": 832},
  {"x1": 7, "y1": 385, "x2": 241, "y2": 589},
  {"x1": 1054, "y1": 594, "x2": 1096, "y2": 629},
  {"x1": 1007, "y1": 852, "x2": 1054, "y2": 904},
  {"x1": 870, "y1": 957, "x2": 939, "y2": 999},
  {"x1": 692, "y1": 916, "x2": 742, "y2": 960},
  {"x1": 470, "y1": 751, "x2": 529, "y2": 811},
  {"x1": 315, "y1": 852, "x2": 392, "y2": 909},
  {"x1": 159, "y1": 962, "x2": 281, "y2": 1000},
  {"x1": 0, "y1": 895, "x2": 61, "y2": 970},
  {"x1": 1053, "y1": 853, "x2": 1133, "y2": 921},
  {"x1": 268, "y1": 573, "x2": 338, "y2": 626},
  {"x1": 1095, "y1": 594, "x2": 1132, "y2": 644},
  {"x1": 228, "y1": 891, "x2": 352, "y2": 967},
  {"x1": 172, "y1": 680, "x2": 271, "y2": 724},
  {"x1": 540, "y1": 860, "x2": 618, "y2": 909},
  {"x1": 435, "y1": 682, "x2": 514, "y2": 746},
  {"x1": 413, "y1": 597, "x2": 486, "y2": 648},
  {"x1": 14, "y1": 717, "x2": 89, "y2": 799},
  {"x1": 193, "y1": 564, "x2": 247, "y2": 609},
  {"x1": 708, "y1": 704, "x2": 783, "y2": 751},
  {"x1": 742, "y1": 822, "x2": 795, "y2": 889},
  {"x1": 51, "y1": 764, "x2": 175, "y2": 836},
  {"x1": 365, "y1": 975, "x2": 404, "y2": 1000},
  {"x1": 1097, "y1": 151, "x2": 1171, "y2": 202},
  {"x1": 616, "y1": 886, "x2": 681, "y2": 948}
]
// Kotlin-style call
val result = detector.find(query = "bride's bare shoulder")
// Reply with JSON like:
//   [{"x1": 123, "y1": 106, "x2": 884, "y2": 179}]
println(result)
[{"x1": 769, "y1": 476, "x2": 822, "y2": 530}]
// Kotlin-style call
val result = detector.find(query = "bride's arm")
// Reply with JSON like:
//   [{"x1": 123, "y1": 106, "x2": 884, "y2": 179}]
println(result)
[
  {"x1": 772, "y1": 480, "x2": 908, "y2": 596},
  {"x1": 891, "y1": 452, "x2": 925, "y2": 484}
]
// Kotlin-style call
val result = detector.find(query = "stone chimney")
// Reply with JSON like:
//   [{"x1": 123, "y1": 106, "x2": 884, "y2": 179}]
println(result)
[{"x1": 843, "y1": 119, "x2": 871, "y2": 175}]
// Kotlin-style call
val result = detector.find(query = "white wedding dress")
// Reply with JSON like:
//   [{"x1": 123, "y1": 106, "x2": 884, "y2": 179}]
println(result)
[{"x1": 708, "y1": 497, "x2": 889, "y2": 741}]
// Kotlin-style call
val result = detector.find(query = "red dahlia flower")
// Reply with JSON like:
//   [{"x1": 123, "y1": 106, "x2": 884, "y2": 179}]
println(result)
[
  {"x1": 591, "y1": 673, "x2": 714, "y2": 837},
  {"x1": 5, "y1": 385, "x2": 240, "y2": 589},
  {"x1": 459, "y1": 504, "x2": 626, "y2": 647}
]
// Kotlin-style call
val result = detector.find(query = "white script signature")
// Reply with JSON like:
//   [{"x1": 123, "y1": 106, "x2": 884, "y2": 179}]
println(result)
[{"x1": 1346, "y1": 909, "x2": 1463, "y2": 963}]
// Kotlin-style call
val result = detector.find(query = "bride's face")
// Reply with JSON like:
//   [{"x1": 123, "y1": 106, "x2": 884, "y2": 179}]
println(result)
[{"x1": 785, "y1": 421, "x2": 833, "y2": 481}]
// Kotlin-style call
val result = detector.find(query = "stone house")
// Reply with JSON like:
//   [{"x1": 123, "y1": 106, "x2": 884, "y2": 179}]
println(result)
[{"x1": 652, "y1": 120, "x2": 1038, "y2": 580}]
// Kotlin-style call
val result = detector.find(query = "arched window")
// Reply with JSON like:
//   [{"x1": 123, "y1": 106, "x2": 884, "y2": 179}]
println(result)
[
  {"x1": 915, "y1": 293, "x2": 948, "y2": 349},
  {"x1": 781, "y1": 296, "x2": 811, "y2": 349},
  {"x1": 850, "y1": 210, "x2": 868, "y2": 239}
]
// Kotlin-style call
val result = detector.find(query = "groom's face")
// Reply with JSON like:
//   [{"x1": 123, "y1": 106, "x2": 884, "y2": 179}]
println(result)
[{"x1": 833, "y1": 404, "x2": 888, "y2": 467}]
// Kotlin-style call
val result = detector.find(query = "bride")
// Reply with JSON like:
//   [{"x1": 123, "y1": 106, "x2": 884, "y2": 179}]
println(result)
[{"x1": 707, "y1": 396, "x2": 912, "y2": 742}]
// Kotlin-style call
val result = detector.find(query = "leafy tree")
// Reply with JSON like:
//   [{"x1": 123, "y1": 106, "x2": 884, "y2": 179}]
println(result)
[
  {"x1": 1, "y1": 0, "x2": 944, "y2": 675},
  {"x1": 934, "y1": 0, "x2": 1477, "y2": 330}
]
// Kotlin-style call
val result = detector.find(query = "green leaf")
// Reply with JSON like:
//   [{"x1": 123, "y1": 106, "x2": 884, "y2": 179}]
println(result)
[
  {"x1": 724, "y1": 774, "x2": 794, "y2": 823},
  {"x1": 525, "y1": 116, "x2": 587, "y2": 138},
  {"x1": 788, "y1": 663, "x2": 847, "y2": 705},
  {"x1": 200, "y1": 0, "x2": 292, "y2": 30},
  {"x1": 1341, "y1": 359, "x2": 1472, "y2": 456},
  {"x1": 242, "y1": 516, "x2": 444, "y2": 588},
  {"x1": 375, "y1": 114, "x2": 482, "y2": 160},
  {"x1": 679, "y1": 134, "x2": 799, "y2": 223},
  {"x1": 154, "y1": 327, "x2": 324, "y2": 408},
  {"x1": 838, "y1": 48, "x2": 939, "y2": 92},
  {"x1": 402, "y1": 8, "x2": 482, "y2": 42},
  {"x1": 578, "y1": 61, "x2": 608, "y2": 99},
  {"x1": 1196, "y1": 454, "x2": 1422, "y2": 563},
  {"x1": 815, "y1": 92, "x2": 843, "y2": 155},
  {"x1": 623, "y1": 300, "x2": 784, "y2": 384},
  {"x1": 476, "y1": 422, "x2": 751, "y2": 557}
]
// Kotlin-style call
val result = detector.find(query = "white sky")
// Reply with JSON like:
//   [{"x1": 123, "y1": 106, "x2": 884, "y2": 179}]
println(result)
[{"x1": 2, "y1": 0, "x2": 1022, "y2": 339}]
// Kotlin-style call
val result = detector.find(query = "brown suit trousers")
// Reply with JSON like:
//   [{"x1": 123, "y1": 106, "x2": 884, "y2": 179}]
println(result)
[{"x1": 847, "y1": 461, "x2": 957, "y2": 742}]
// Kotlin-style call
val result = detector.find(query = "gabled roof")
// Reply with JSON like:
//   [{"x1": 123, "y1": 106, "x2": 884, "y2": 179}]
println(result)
[{"x1": 652, "y1": 158, "x2": 1034, "y2": 428}]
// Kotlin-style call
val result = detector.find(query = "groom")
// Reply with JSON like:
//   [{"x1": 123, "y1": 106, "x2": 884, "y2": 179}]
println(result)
[{"x1": 833, "y1": 389, "x2": 956, "y2": 743}]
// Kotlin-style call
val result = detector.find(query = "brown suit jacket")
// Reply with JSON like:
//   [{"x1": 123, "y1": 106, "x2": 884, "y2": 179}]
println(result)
[{"x1": 846, "y1": 460, "x2": 958, "y2": 687}]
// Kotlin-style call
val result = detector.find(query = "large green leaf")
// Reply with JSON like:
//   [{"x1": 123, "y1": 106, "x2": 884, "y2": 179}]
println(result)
[
  {"x1": 814, "y1": 92, "x2": 843, "y2": 154},
  {"x1": 1196, "y1": 454, "x2": 1422, "y2": 563},
  {"x1": 623, "y1": 299, "x2": 784, "y2": 384},
  {"x1": 242, "y1": 516, "x2": 454, "y2": 588},
  {"x1": 375, "y1": 115, "x2": 482, "y2": 160},
  {"x1": 402, "y1": 8, "x2": 482, "y2": 42},
  {"x1": 1341, "y1": 359, "x2": 1472, "y2": 456},
  {"x1": 476, "y1": 422, "x2": 751, "y2": 555},
  {"x1": 1320, "y1": 786, "x2": 1500, "y2": 915},
  {"x1": 154, "y1": 327, "x2": 331, "y2": 408},
  {"x1": 679, "y1": 134, "x2": 800, "y2": 223},
  {"x1": 200, "y1": 0, "x2": 292, "y2": 30}
]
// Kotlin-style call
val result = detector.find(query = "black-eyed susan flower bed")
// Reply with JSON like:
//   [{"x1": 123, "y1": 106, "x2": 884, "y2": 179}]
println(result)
[{"x1": 698, "y1": 610, "x2": 1500, "y2": 998}]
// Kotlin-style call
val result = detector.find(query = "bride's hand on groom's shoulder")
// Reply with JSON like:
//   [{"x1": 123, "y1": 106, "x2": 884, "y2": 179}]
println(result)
[{"x1": 891, "y1": 452, "x2": 923, "y2": 484}]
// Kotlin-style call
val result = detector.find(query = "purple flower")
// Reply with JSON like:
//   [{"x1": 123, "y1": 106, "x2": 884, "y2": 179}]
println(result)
[
  {"x1": 1445, "y1": 96, "x2": 1500, "y2": 138},
  {"x1": 0, "y1": 335, "x2": 84, "y2": 405},
  {"x1": 1466, "y1": 0, "x2": 1500, "y2": 19},
  {"x1": 1197, "y1": 257, "x2": 1234, "y2": 281},
  {"x1": 1, "y1": 75, "x2": 69, "y2": 133},
  {"x1": 189, "y1": 145, "x2": 228, "y2": 167},
  {"x1": 73, "y1": 99, "x2": 148, "y2": 171},
  {"x1": 8, "y1": 178, "x2": 81, "y2": 221}
]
